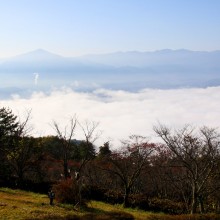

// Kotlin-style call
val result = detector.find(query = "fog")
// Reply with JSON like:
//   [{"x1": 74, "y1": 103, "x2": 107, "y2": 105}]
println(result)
[{"x1": 1, "y1": 86, "x2": 220, "y2": 148}]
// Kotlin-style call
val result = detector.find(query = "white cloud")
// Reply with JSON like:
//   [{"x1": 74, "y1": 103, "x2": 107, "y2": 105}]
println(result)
[{"x1": 0, "y1": 87, "x2": 220, "y2": 148}]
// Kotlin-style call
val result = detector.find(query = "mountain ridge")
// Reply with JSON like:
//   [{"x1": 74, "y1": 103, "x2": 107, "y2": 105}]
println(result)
[
  {"x1": 3, "y1": 48, "x2": 220, "y2": 60},
  {"x1": 2, "y1": 48, "x2": 220, "y2": 69},
  {"x1": 0, "y1": 48, "x2": 220, "y2": 97}
]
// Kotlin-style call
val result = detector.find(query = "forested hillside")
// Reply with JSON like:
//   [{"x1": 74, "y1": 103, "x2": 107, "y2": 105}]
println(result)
[{"x1": 1, "y1": 107, "x2": 220, "y2": 215}]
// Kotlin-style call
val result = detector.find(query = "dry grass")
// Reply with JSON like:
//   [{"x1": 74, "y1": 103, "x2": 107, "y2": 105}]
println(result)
[
  {"x1": 0, "y1": 188, "x2": 219, "y2": 220},
  {"x1": 0, "y1": 188, "x2": 151, "y2": 219},
  {"x1": 88, "y1": 201, "x2": 152, "y2": 219},
  {"x1": 0, "y1": 188, "x2": 80, "y2": 220}
]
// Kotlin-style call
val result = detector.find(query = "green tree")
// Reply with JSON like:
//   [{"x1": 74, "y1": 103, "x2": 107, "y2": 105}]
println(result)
[
  {"x1": 77, "y1": 140, "x2": 96, "y2": 160},
  {"x1": 4, "y1": 110, "x2": 41, "y2": 186},
  {"x1": 98, "y1": 142, "x2": 111, "y2": 159},
  {"x1": 6, "y1": 136, "x2": 40, "y2": 186},
  {"x1": 38, "y1": 136, "x2": 64, "y2": 159},
  {"x1": 0, "y1": 107, "x2": 19, "y2": 148},
  {"x1": 0, "y1": 108, "x2": 40, "y2": 186},
  {"x1": 0, "y1": 107, "x2": 19, "y2": 181}
]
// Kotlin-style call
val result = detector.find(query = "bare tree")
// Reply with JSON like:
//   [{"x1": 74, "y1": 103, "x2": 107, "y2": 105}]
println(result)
[
  {"x1": 78, "y1": 120, "x2": 101, "y2": 144},
  {"x1": 52, "y1": 116, "x2": 77, "y2": 179},
  {"x1": 76, "y1": 120, "x2": 101, "y2": 174},
  {"x1": 103, "y1": 135, "x2": 155, "y2": 207},
  {"x1": 17, "y1": 109, "x2": 33, "y2": 136},
  {"x1": 154, "y1": 124, "x2": 220, "y2": 214}
]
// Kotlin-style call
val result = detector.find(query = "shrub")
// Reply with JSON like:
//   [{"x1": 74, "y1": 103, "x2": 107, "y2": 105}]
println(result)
[
  {"x1": 87, "y1": 185, "x2": 107, "y2": 201},
  {"x1": 53, "y1": 179, "x2": 88, "y2": 207},
  {"x1": 148, "y1": 197, "x2": 185, "y2": 214},
  {"x1": 87, "y1": 185, "x2": 123, "y2": 204},
  {"x1": 82, "y1": 212, "x2": 134, "y2": 220},
  {"x1": 148, "y1": 213, "x2": 220, "y2": 220},
  {"x1": 88, "y1": 186, "x2": 149, "y2": 210},
  {"x1": 104, "y1": 189, "x2": 124, "y2": 204},
  {"x1": 128, "y1": 194, "x2": 149, "y2": 210}
]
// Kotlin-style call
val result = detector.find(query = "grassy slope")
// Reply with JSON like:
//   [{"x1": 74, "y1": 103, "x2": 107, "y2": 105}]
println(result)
[
  {"x1": 0, "y1": 188, "x2": 153, "y2": 220},
  {"x1": 0, "y1": 188, "x2": 220, "y2": 220}
]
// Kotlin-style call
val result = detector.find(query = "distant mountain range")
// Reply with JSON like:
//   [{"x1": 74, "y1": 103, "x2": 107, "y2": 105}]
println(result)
[{"x1": 0, "y1": 49, "x2": 220, "y2": 98}]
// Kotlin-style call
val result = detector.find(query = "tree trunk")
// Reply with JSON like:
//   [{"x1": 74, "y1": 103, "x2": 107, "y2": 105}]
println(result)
[
  {"x1": 64, "y1": 159, "x2": 69, "y2": 179},
  {"x1": 123, "y1": 187, "x2": 130, "y2": 208},
  {"x1": 17, "y1": 169, "x2": 24, "y2": 188},
  {"x1": 198, "y1": 196, "x2": 205, "y2": 213},
  {"x1": 191, "y1": 186, "x2": 198, "y2": 214}
]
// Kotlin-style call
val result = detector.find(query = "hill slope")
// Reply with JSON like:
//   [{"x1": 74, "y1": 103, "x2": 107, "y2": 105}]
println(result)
[{"x1": 0, "y1": 188, "x2": 220, "y2": 220}]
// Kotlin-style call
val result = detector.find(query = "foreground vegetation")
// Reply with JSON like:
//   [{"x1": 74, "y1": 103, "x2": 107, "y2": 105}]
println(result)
[
  {"x1": 1, "y1": 107, "x2": 220, "y2": 214},
  {"x1": 1, "y1": 188, "x2": 220, "y2": 220},
  {"x1": 0, "y1": 187, "x2": 152, "y2": 219}
]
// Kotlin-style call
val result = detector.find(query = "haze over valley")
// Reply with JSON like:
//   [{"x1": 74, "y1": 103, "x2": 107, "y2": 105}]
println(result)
[
  {"x1": 1, "y1": 48, "x2": 220, "y2": 99},
  {"x1": 0, "y1": 48, "x2": 220, "y2": 145}
]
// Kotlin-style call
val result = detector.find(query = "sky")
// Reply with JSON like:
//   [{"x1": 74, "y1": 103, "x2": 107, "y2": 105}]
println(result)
[
  {"x1": 1, "y1": 0, "x2": 220, "y2": 58},
  {"x1": 1, "y1": 0, "x2": 220, "y2": 148}
]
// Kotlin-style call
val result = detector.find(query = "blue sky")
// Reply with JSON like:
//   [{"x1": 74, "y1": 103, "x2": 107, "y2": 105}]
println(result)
[{"x1": 0, "y1": 0, "x2": 220, "y2": 58}]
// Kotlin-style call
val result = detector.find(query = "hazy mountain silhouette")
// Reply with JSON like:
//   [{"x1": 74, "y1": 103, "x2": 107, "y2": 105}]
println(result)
[
  {"x1": 0, "y1": 49, "x2": 220, "y2": 97},
  {"x1": 81, "y1": 49, "x2": 220, "y2": 68}
]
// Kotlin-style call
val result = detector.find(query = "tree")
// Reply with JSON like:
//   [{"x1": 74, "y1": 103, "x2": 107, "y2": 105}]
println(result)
[
  {"x1": 6, "y1": 136, "x2": 39, "y2": 185},
  {"x1": 0, "y1": 107, "x2": 19, "y2": 148},
  {"x1": 0, "y1": 108, "x2": 41, "y2": 186},
  {"x1": 154, "y1": 124, "x2": 220, "y2": 214},
  {"x1": 75, "y1": 140, "x2": 96, "y2": 161},
  {"x1": 103, "y1": 135, "x2": 155, "y2": 207},
  {"x1": 0, "y1": 107, "x2": 19, "y2": 180},
  {"x1": 76, "y1": 120, "x2": 101, "y2": 174},
  {"x1": 4, "y1": 110, "x2": 40, "y2": 185},
  {"x1": 98, "y1": 142, "x2": 111, "y2": 159},
  {"x1": 78, "y1": 120, "x2": 101, "y2": 145},
  {"x1": 38, "y1": 136, "x2": 64, "y2": 160},
  {"x1": 52, "y1": 116, "x2": 77, "y2": 179}
]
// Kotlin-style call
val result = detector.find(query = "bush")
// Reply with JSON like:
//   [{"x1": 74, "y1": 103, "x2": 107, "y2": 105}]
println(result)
[
  {"x1": 148, "y1": 213, "x2": 220, "y2": 220},
  {"x1": 87, "y1": 185, "x2": 123, "y2": 204},
  {"x1": 86, "y1": 185, "x2": 106, "y2": 201},
  {"x1": 53, "y1": 179, "x2": 88, "y2": 207},
  {"x1": 128, "y1": 194, "x2": 149, "y2": 210},
  {"x1": 148, "y1": 198, "x2": 185, "y2": 214},
  {"x1": 82, "y1": 212, "x2": 134, "y2": 220},
  {"x1": 104, "y1": 189, "x2": 124, "y2": 204},
  {"x1": 88, "y1": 186, "x2": 149, "y2": 210}
]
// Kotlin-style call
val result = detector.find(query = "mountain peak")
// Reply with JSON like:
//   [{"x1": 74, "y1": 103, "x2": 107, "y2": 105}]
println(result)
[
  {"x1": 32, "y1": 48, "x2": 51, "y2": 54},
  {"x1": 9, "y1": 49, "x2": 63, "y2": 62},
  {"x1": 23, "y1": 49, "x2": 62, "y2": 57}
]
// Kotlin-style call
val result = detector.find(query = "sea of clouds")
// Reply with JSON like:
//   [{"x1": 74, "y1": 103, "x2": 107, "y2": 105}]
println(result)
[{"x1": 0, "y1": 86, "x2": 220, "y2": 148}]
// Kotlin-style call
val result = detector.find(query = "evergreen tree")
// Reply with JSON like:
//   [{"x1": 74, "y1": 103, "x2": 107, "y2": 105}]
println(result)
[
  {"x1": 0, "y1": 107, "x2": 19, "y2": 182},
  {"x1": 0, "y1": 107, "x2": 19, "y2": 146},
  {"x1": 98, "y1": 142, "x2": 111, "y2": 158}
]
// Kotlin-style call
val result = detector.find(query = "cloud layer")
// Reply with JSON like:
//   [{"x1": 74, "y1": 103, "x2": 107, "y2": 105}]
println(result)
[{"x1": 1, "y1": 87, "x2": 220, "y2": 147}]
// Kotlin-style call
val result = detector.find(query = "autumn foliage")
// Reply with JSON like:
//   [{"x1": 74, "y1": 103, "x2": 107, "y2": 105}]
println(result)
[{"x1": 1, "y1": 107, "x2": 220, "y2": 215}]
